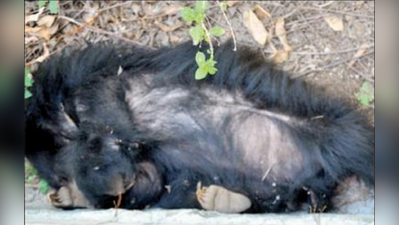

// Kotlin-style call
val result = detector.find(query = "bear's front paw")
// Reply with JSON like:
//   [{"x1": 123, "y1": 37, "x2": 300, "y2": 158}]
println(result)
[
  {"x1": 48, "y1": 181, "x2": 89, "y2": 209},
  {"x1": 48, "y1": 186, "x2": 73, "y2": 208},
  {"x1": 196, "y1": 182, "x2": 251, "y2": 213}
]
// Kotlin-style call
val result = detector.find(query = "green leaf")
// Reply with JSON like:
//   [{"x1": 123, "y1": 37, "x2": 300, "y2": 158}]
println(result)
[
  {"x1": 192, "y1": 10, "x2": 205, "y2": 23},
  {"x1": 25, "y1": 162, "x2": 38, "y2": 184},
  {"x1": 48, "y1": 0, "x2": 58, "y2": 14},
  {"x1": 25, "y1": 162, "x2": 38, "y2": 177},
  {"x1": 209, "y1": 26, "x2": 225, "y2": 37},
  {"x1": 358, "y1": 96, "x2": 369, "y2": 106},
  {"x1": 195, "y1": 67, "x2": 208, "y2": 80},
  {"x1": 26, "y1": 175, "x2": 35, "y2": 184},
  {"x1": 207, "y1": 63, "x2": 218, "y2": 75},
  {"x1": 195, "y1": 54, "x2": 218, "y2": 80},
  {"x1": 181, "y1": 7, "x2": 195, "y2": 22},
  {"x1": 25, "y1": 90, "x2": 32, "y2": 99},
  {"x1": 195, "y1": 1, "x2": 209, "y2": 13},
  {"x1": 37, "y1": 0, "x2": 47, "y2": 8},
  {"x1": 204, "y1": 58, "x2": 217, "y2": 75},
  {"x1": 38, "y1": 179, "x2": 49, "y2": 194},
  {"x1": 204, "y1": 35, "x2": 211, "y2": 43},
  {"x1": 189, "y1": 24, "x2": 205, "y2": 45},
  {"x1": 25, "y1": 68, "x2": 33, "y2": 87},
  {"x1": 195, "y1": 51, "x2": 206, "y2": 65},
  {"x1": 355, "y1": 81, "x2": 374, "y2": 106}
]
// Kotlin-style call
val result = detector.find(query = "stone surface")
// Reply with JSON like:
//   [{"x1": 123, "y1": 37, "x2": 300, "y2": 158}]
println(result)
[
  {"x1": 26, "y1": 208, "x2": 374, "y2": 225},
  {"x1": 25, "y1": 180, "x2": 375, "y2": 225},
  {"x1": 25, "y1": 191, "x2": 374, "y2": 225}
]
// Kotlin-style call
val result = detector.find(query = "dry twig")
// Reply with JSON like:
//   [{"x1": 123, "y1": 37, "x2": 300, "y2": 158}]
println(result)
[
  {"x1": 217, "y1": 0, "x2": 237, "y2": 51},
  {"x1": 58, "y1": 15, "x2": 148, "y2": 47}
]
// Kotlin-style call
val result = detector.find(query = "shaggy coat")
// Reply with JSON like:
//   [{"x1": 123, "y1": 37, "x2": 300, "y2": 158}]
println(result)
[{"x1": 25, "y1": 40, "x2": 374, "y2": 213}]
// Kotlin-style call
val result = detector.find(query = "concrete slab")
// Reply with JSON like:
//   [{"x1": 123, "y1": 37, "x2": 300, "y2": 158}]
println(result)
[{"x1": 25, "y1": 186, "x2": 374, "y2": 225}]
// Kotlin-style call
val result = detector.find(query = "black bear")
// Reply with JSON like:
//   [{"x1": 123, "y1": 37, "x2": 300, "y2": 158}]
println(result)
[{"x1": 25, "y1": 40, "x2": 374, "y2": 213}]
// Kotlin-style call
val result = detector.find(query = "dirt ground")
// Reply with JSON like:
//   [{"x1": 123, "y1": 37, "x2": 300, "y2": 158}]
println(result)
[
  {"x1": 25, "y1": 1, "x2": 374, "y2": 97},
  {"x1": 24, "y1": 0, "x2": 375, "y2": 214}
]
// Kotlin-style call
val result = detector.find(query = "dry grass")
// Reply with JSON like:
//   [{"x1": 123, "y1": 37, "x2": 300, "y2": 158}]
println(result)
[{"x1": 24, "y1": 1, "x2": 374, "y2": 107}]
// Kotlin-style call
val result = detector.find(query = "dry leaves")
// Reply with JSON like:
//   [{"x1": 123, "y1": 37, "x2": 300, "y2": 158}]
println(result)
[
  {"x1": 26, "y1": 43, "x2": 50, "y2": 66},
  {"x1": 243, "y1": 10, "x2": 268, "y2": 46},
  {"x1": 37, "y1": 15, "x2": 56, "y2": 27},
  {"x1": 25, "y1": 15, "x2": 58, "y2": 41},
  {"x1": 347, "y1": 43, "x2": 369, "y2": 67},
  {"x1": 253, "y1": 5, "x2": 271, "y2": 20},
  {"x1": 324, "y1": 15, "x2": 344, "y2": 31},
  {"x1": 226, "y1": 1, "x2": 240, "y2": 7},
  {"x1": 25, "y1": 36, "x2": 39, "y2": 44},
  {"x1": 154, "y1": 20, "x2": 182, "y2": 32},
  {"x1": 267, "y1": 17, "x2": 293, "y2": 64},
  {"x1": 25, "y1": 7, "x2": 45, "y2": 24},
  {"x1": 270, "y1": 50, "x2": 290, "y2": 64},
  {"x1": 162, "y1": 5, "x2": 181, "y2": 16},
  {"x1": 275, "y1": 17, "x2": 292, "y2": 52}
]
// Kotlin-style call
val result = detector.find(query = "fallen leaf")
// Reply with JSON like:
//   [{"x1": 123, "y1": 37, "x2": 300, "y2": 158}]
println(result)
[
  {"x1": 275, "y1": 17, "x2": 292, "y2": 52},
  {"x1": 268, "y1": 41, "x2": 277, "y2": 52},
  {"x1": 154, "y1": 20, "x2": 182, "y2": 32},
  {"x1": 36, "y1": 44, "x2": 50, "y2": 63},
  {"x1": 243, "y1": 10, "x2": 268, "y2": 46},
  {"x1": 84, "y1": 16, "x2": 97, "y2": 25},
  {"x1": 26, "y1": 44, "x2": 50, "y2": 66},
  {"x1": 25, "y1": 26, "x2": 42, "y2": 33},
  {"x1": 170, "y1": 35, "x2": 180, "y2": 43},
  {"x1": 48, "y1": 23, "x2": 59, "y2": 35},
  {"x1": 270, "y1": 50, "x2": 290, "y2": 64},
  {"x1": 162, "y1": 5, "x2": 181, "y2": 16},
  {"x1": 25, "y1": 7, "x2": 45, "y2": 24},
  {"x1": 347, "y1": 44, "x2": 369, "y2": 67},
  {"x1": 324, "y1": 15, "x2": 344, "y2": 31},
  {"x1": 25, "y1": 25, "x2": 57, "y2": 41},
  {"x1": 37, "y1": 15, "x2": 56, "y2": 28},
  {"x1": 226, "y1": 1, "x2": 239, "y2": 7},
  {"x1": 38, "y1": 28, "x2": 52, "y2": 41},
  {"x1": 25, "y1": 36, "x2": 39, "y2": 44},
  {"x1": 253, "y1": 5, "x2": 271, "y2": 20}
]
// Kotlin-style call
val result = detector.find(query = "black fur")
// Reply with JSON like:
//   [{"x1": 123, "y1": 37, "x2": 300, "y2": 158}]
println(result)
[{"x1": 25, "y1": 40, "x2": 374, "y2": 213}]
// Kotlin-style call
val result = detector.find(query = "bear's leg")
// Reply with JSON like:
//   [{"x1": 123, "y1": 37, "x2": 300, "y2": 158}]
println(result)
[{"x1": 196, "y1": 182, "x2": 252, "y2": 213}]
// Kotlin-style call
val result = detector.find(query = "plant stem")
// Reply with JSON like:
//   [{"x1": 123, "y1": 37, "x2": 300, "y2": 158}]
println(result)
[
  {"x1": 201, "y1": 22, "x2": 214, "y2": 57},
  {"x1": 217, "y1": 0, "x2": 237, "y2": 51}
]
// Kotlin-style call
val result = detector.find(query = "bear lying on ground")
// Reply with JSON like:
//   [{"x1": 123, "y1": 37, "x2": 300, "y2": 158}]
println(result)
[{"x1": 25, "y1": 40, "x2": 374, "y2": 213}]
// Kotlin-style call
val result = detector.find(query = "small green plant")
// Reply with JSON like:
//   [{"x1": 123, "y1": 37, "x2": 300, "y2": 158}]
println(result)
[
  {"x1": 181, "y1": 1, "x2": 226, "y2": 80},
  {"x1": 355, "y1": 81, "x2": 374, "y2": 106},
  {"x1": 25, "y1": 162, "x2": 50, "y2": 194},
  {"x1": 37, "y1": 0, "x2": 58, "y2": 14},
  {"x1": 38, "y1": 179, "x2": 50, "y2": 194},
  {"x1": 195, "y1": 51, "x2": 217, "y2": 80},
  {"x1": 25, "y1": 68, "x2": 33, "y2": 99},
  {"x1": 25, "y1": 162, "x2": 38, "y2": 184}
]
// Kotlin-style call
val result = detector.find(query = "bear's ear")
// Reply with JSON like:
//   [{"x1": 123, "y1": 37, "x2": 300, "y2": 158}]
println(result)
[
  {"x1": 58, "y1": 111, "x2": 78, "y2": 138},
  {"x1": 56, "y1": 102, "x2": 78, "y2": 139},
  {"x1": 42, "y1": 104, "x2": 78, "y2": 142}
]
